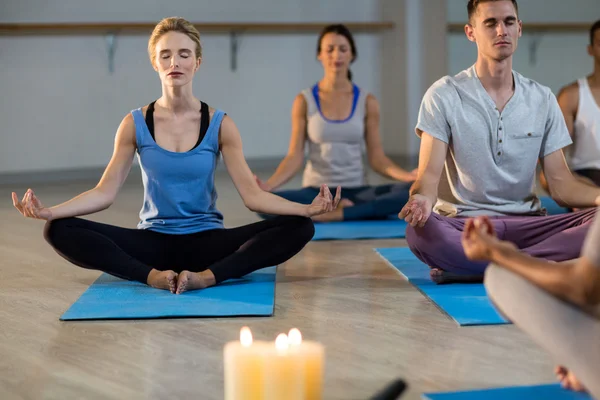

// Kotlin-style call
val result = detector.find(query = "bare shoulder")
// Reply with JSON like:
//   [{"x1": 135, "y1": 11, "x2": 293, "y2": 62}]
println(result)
[
  {"x1": 292, "y1": 93, "x2": 307, "y2": 114},
  {"x1": 365, "y1": 93, "x2": 380, "y2": 112},
  {"x1": 218, "y1": 113, "x2": 242, "y2": 149},
  {"x1": 557, "y1": 81, "x2": 579, "y2": 106},
  {"x1": 115, "y1": 112, "x2": 136, "y2": 146},
  {"x1": 220, "y1": 113, "x2": 236, "y2": 129}
]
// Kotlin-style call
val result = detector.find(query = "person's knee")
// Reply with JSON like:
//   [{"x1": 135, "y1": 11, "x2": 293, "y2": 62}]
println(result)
[
  {"x1": 484, "y1": 264, "x2": 515, "y2": 317},
  {"x1": 279, "y1": 215, "x2": 315, "y2": 243},
  {"x1": 405, "y1": 225, "x2": 419, "y2": 251},
  {"x1": 43, "y1": 218, "x2": 75, "y2": 246},
  {"x1": 405, "y1": 214, "x2": 450, "y2": 252},
  {"x1": 294, "y1": 216, "x2": 315, "y2": 243},
  {"x1": 483, "y1": 263, "x2": 503, "y2": 298}
]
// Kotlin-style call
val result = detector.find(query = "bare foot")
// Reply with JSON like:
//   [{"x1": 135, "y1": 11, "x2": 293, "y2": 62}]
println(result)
[
  {"x1": 146, "y1": 269, "x2": 178, "y2": 293},
  {"x1": 555, "y1": 366, "x2": 587, "y2": 392},
  {"x1": 429, "y1": 268, "x2": 484, "y2": 284},
  {"x1": 339, "y1": 198, "x2": 354, "y2": 208},
  {"x1": 176, "y1": 270, "x2": 216, "y2": 294}
]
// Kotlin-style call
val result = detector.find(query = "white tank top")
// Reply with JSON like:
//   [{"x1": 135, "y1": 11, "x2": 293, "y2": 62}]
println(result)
[
  {"x1": 569, "y1": 78, "x2": 600, "y2": 171},
  {"x1": 301, "y1": 84, "x2": 368, "y2": 188}
]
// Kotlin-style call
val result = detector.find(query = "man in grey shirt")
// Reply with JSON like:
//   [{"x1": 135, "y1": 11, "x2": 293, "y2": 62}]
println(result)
[{"x1": 399, "y1": 0, "x2": 600, "y2": 283}]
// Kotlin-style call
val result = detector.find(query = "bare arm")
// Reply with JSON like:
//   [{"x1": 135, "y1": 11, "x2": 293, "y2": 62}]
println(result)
[
  {"x1": 262, "y1": 94, "x2": 308, "y2": 191},
  {"x1": 539, "y1": 83, "x2": 579, "y2": 188},
  {"x1": 541, "y1": 149, "x2": 600, "y2": 208},
  {"x1": 51, "y1": 114, "x2": 137, "y2": 219},
  {"x1": 398, "y1": 133, "x2": 448, "y2": 226},
  {"x1": 557, "y1": 82, "x2": 579, "y2": 138},
  {"x1": 364, "y1": 94, "x2": 416, "y2": 182},
  {"x1": 13, "y1": 113, "x2": 137, "y2": 221},
  {"x1": 490, "y1": 247, "x2": 600, "y2": 309},
  {"x1": 220, "y1": 115, "x2": 339, "y2": 216},
  {"x1": 410, "y1": 133, "x2": 448, "y2": 203}
]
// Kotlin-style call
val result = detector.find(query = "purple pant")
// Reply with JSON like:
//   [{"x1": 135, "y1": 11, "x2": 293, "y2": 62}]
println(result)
[{"x1": 405, "y1": 208, "x2": 597, "y2": 275}]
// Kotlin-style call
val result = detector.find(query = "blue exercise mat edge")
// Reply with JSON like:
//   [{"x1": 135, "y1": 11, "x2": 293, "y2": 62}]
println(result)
[{"x1": 422, "y1": 383, "x2": 593, "y2": 400}]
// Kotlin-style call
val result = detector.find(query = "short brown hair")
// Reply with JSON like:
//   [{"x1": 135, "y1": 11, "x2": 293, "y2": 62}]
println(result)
[
  {"x1": 467, "y1": 0, "x2": 519, "y2": 22},
  {"x1": 148, "y1": 17, "x2": 202, "y2": 67}
]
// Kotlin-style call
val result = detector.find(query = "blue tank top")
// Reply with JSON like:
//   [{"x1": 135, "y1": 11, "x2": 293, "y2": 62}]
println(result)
[{"x1": 131, "y1": 107, "x2": 225, "y2": 234}]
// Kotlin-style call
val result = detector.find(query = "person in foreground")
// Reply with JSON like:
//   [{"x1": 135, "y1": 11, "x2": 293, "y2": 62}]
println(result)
[
  {"x1": 399, "y1": 0, "x2": 600, "y2": 284},
  {"x1": 11, "y1": 17, "x2": 340, "y2": 294},
  {"x1": 256, "y1": 24, "x2": 416, "y2": 222},
  {"x1": 461, "y1": 209, "x2": 600, "y2": 399}
]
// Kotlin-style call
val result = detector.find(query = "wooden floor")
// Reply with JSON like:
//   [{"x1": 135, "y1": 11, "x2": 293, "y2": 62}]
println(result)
[{"x1": 0, "y1": 170, "x2": 557, "y2": 400}]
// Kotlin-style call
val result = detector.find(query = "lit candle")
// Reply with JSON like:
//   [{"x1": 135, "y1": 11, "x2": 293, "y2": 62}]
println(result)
[
  {"x1": 263, "y1": 333, "x2": 305, "y2": 400},
  {"x1": 224, "y1": 327, "x2": 267, "y2": 400},
  {"x1": 289, "y1": 328, "x2": 325, "y2": 400}
]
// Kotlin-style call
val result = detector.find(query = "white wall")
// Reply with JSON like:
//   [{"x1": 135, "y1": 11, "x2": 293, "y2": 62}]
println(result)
[
  {"x1": 446, "y1": 0, "x2": 598, "y2": 94},
  {"x1": 380, "y1": 0, "x2": 448, "y2": 159},
  {"x1": 5, "y1": 0, "x2": 593, "y2": 175},
  {"x1": 0, "y1": 0, "x2": 382, "y2": 174}
]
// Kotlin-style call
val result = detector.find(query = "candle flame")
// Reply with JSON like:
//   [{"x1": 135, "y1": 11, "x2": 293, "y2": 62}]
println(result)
[
  {"x1": 288, "y1": 328, "x2": 302, "y2": 346},
  {"x1": 240, "y1": 326, "x2": 253, "y2": 347},
  {"x1": 275, "y1": 333, "x2": 289, "y2": 351}
]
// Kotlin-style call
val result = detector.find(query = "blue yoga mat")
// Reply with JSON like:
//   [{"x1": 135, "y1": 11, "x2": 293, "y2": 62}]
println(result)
[
  {"x1": 375, "y1": 247, "x2": 508, "y2": 326},
  {"x1": 60, "y1": 266, "x2": 277, "y2": 321},
  {"x1": 313, "y1": 217, "x2": 407, "y2": 241},
  {"x1": 423, "y1": 383, "x2": 592, "y2": 400},
  {"x1": 540, "y1": 196, "x2": 569, "y2": 215}
]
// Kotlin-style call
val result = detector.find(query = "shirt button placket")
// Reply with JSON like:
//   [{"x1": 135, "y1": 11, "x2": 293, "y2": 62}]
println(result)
[{"x1": 497, "y1": 112, "x2": 503, "y2": 160}]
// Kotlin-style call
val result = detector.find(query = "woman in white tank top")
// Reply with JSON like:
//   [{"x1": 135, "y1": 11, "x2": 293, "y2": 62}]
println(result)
[{"x1": 256, "y1": 24, "x2": 417, "y2": 222}]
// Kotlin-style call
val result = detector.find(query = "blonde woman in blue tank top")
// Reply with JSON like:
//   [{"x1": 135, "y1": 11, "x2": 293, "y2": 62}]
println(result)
[
  {"x1": 256, "y1": 24, "x2": 417, "y2": 222},
  {"x1": 11, "y1": 17, "x2": 340, "y2": 294}
]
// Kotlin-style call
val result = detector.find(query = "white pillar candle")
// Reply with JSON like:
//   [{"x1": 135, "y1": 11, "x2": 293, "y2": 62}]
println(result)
[
  {"x1": 224, "y1": 327, "x2": 268, "y2": 400},
  {"x1": 289, "y1": 328, "x2": 325, "y2": 400},
  {"x1": 263, "y1": 333, "x2": 305, "y2": 400}
]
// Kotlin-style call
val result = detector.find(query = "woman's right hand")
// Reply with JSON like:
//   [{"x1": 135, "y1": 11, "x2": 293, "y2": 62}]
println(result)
[{"x1": 12, "y1": 189, "x2": 52, "y2": 220}]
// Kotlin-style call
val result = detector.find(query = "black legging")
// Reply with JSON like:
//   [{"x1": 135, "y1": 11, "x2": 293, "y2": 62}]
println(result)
[{"x1": 44, "y1": 215, "x2": 314, "y2": 284}]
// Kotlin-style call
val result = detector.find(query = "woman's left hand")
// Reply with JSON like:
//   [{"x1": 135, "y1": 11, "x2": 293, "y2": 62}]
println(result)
[{"x1": 306, "y1": 185, "x2": 341, "y2": 217}]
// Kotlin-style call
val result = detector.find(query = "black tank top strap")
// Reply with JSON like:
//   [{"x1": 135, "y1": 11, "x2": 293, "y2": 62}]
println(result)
[
  {"x1": 145, "y1": 100, "x2": 157, "y2": 140},
  {"x1": 195, "y1": 101, "x2": 210, "y2": 149}
]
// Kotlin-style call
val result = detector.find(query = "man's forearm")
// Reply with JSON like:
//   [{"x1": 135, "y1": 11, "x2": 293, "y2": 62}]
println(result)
[{"x1": 550, "y1": 176, "x2": 600, "y2": 208}]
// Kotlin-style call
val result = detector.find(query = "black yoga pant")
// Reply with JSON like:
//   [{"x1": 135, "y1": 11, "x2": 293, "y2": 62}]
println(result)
[{"x1": 43, "y1": 215, "x2": 314, "y2": 284}]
